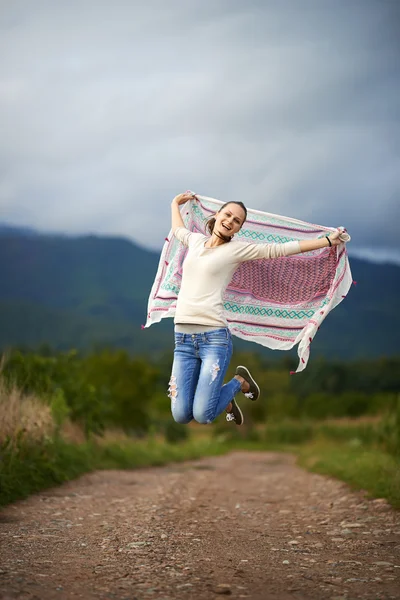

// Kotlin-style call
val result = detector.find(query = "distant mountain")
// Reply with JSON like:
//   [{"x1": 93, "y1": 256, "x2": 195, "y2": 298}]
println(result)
[
  {"x1": 0, "y1": 226, "x2": 399, "y2": 358},
  {"x1": 0, "y1": 223, "x2": 39, "y2": 237},
  {"x1": 0, "y1": 227, "x2": 173, "y2": 354}
]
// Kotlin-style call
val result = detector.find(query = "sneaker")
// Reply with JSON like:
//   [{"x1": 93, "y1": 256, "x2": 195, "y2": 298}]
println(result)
[
  {"x1": 226, "y1": 398, "x2": 244, "y2": 426},
  {"x1": 235, "y1": 365, "x2": 260, "y2": 401}
]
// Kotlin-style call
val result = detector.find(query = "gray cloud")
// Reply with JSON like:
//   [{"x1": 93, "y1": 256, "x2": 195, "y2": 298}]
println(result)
[{"x1": 1, "y1": 0, "x2": 399, "y2": 262}]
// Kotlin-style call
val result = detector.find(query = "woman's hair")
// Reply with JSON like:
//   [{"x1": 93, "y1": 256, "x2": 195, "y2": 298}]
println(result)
[{"x1": 206, "y1": 201, "x2": 247, "y2": 242}]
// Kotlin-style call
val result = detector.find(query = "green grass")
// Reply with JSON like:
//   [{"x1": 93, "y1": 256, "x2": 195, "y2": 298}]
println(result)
[
  {"x1": 297, "y1": 441, "x2": 400, "y2": 509},
  {"x1": 1, "y1": 425, "x2": 399, "y2": 510},
  {"x1": 213, "y1": 418, "x2": 400, "y2": 508},
  {"x1": 260, "y1": 418, "x2": 382, "y2": 446},
  {"x1": 0, "y1": 435, "x2": 228, "y2": 507}
]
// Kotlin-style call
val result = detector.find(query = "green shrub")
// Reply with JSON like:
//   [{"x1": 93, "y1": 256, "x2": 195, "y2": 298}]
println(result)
[
  {"x1": 50, "y1": 389, "x2": 70, "y2": 435},
  {"x1": 2, "y1": 349, "x2": 160, "y2": 438},
  {"x1": 0, "y1": 434, "x2": 96, "y2": 506}
]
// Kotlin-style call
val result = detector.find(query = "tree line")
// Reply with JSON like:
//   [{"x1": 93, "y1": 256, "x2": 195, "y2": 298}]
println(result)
[{"x1": 1, "y1": 348, "x2": 399, "y2": 439}]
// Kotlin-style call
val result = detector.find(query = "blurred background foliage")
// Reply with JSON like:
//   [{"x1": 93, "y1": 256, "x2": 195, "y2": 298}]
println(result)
[
  {"x1": 1, "y1": 347, "x2": 399, "y2": 508},
  {"x1": 2, "y1": 347, "x2": 399, "y2": 443}
]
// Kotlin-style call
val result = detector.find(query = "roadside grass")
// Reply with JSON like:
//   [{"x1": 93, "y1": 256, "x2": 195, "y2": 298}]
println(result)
[
  {"x1": 259, "y1": 417, "x2": 382, "y2": 446},
  {"x1": 0, "y1": 377, "x2": 228, "y2": 506},
  {"x1": 297, "y1": 440, "x2": 400, "y2": 509},
  {"x1": 0, "y1": 435, "x2": 228, "y2": 507},
  {"x1": 212, "y1": 418, "x2": 400, "y2": 508},
  {"x1": 0, "y1": 377, "x2": 54, "y2": 443},
  {"x1": 1, "y1": 376, "x2": 399, "y2": 509},
  {"x1": 241, "y1": 419, "x2": 400, "y2": 508},
  {"x1": 2, "y1": 430, "x2": 399, "y2": 509}
]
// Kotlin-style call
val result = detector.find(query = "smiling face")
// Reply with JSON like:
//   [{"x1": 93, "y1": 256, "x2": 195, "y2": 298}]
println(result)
[{"x1": 213, "y1": 203, "x2": 247, "y2": 238}]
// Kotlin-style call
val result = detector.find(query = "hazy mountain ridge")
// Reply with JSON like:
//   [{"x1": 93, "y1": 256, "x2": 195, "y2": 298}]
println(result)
[{"x1": 0, "y1": 226, "x2": 399, "y2": 358}]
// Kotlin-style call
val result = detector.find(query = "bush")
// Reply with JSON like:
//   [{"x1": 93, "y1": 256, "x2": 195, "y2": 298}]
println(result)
[
  {"x1": 0, "y1": 435, "x2": 96, "y2": 506},
  {"x1": 2, "y1": 349, "x2": 160, "y2": 438},
  {"x1": 50, "y1": 389, "x2": 71, "y2": 436}
]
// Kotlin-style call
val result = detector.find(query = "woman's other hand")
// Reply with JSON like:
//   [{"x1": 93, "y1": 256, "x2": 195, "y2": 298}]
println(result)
[
  {"x1": 171, "y1": 192, "x2": 197, "y2": 233},
  {"x1": 172, "y1": 191, "x2": 197, "y2": 206}
]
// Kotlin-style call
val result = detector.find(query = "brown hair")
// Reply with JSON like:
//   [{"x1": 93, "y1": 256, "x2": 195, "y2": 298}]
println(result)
[{"x1": 206, "y1": 201, "x2": 247, "y2": 242}]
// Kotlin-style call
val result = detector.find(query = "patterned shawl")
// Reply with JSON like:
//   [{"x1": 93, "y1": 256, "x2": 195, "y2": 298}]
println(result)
[{"x1": 144, "y1": 195, "x2": 352, "y2": 373}]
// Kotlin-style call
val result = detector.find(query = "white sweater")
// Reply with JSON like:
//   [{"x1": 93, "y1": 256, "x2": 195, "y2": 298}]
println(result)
[{"x1": 174, "y1": 227, "x2": 301, "y2": 328}]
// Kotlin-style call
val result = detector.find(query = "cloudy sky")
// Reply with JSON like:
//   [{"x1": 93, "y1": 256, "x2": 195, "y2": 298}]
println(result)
[{"x1": 1, "y1": 0, "x2": 399, "y2": 262}]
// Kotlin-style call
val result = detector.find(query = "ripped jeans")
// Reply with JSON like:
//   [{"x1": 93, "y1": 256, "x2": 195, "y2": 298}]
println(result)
[{"x1": 168, "y1": 328, "x2": 242, "y2": 424}]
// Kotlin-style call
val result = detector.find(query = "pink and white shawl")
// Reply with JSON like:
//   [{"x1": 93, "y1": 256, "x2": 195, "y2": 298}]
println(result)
[{"x1": 144, "y1": 195, "x2": 352, "y2": 372}]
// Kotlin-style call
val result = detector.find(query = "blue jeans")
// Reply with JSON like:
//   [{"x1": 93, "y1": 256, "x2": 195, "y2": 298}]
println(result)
[{"x1": 168, "y1": 328, "x2": 242, "y2": 424}]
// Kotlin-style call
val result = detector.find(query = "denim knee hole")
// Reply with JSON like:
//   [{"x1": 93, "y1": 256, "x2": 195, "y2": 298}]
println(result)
[
  {"x1": 168, "y1": 375, "x2": 177, "y2": 402},
  {"x1": 209, "y1": 359, "x2": 221, "y2": 384}
]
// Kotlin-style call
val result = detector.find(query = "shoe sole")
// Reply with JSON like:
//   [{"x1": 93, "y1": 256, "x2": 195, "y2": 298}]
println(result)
[
  {"x1": 232, "y1": 399, "x2": 244, "y2": 426},
  {"x1": 236, "y1": 365, "x2": 260, "y2": 401}
]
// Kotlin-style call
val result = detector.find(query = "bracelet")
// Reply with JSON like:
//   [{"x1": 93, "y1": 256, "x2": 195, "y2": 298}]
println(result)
[{"x1": 325, "y1": 235, "x2": 332, "y2": 247}]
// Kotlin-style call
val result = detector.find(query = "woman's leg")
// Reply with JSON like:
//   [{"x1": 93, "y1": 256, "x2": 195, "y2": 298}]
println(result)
[
  {"x1": 192, "y1": 330, "x2": 242, "y2": 424},
  {"x1": 169, "y1": 333, "x2": 201, "y2": 424}
]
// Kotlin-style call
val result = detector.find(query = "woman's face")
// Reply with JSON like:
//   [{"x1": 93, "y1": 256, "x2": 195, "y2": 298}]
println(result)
[{"x1": 214, "y1": 203, "x2": 246, "y2": 238}]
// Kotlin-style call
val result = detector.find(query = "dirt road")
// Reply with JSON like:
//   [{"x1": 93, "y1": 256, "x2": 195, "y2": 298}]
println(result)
[{"x1": 0, "y1": 452, "x2": 399, "y2": 600}]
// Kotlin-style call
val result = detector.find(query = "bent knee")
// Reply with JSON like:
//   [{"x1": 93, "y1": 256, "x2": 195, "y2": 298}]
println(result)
[
  {"x1": 193, "y1": 409, "x2": 213, "y2": 425},
  {"x1": 171, "y1": 402, "x2": 192, "y2": 424},
  {"x1": 171, "y1": 410, "x2": 192, "y2": 425}
]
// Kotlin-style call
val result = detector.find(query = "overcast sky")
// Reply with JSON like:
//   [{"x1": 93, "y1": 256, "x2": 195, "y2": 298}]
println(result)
[{"x1": 1, "y1": 0, "x2": 399, "y2": 262}]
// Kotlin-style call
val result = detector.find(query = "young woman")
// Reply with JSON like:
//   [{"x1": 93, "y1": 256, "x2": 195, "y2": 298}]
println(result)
[{"x1": 169, "y1": 191, "x2": 343, "y2": 426}]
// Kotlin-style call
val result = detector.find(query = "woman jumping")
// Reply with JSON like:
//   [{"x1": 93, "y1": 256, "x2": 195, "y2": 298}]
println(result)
[{"x1": 169, "y1": 191, "x2": 344, "y2": 426}]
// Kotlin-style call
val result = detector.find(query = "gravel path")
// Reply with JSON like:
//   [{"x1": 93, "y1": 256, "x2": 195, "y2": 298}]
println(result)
[{"x1": 0, "y1": 451, "x2": 399, "y2": 600}]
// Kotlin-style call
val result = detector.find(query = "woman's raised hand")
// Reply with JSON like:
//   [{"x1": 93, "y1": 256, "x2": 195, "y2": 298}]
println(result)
[
  {"x1": 172, "y1": 191, "x2": 197, "y2": 206},
  {"x1": 298, "y1": 227, "x2": 349, "y2": 254},
  {"x1": 328, "y1": 228, "x2": 346, "y2": 246},
  {"x1": 171, "y1": 191, "x2": 197, "y2": 232}
]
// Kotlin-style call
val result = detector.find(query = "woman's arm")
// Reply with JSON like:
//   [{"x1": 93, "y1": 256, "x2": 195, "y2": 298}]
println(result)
[
  {"x1": 233, "y1": 229, "x2": 345, "y2": 262},
  {"x1": 171, "y1": 192, "x2": 196, "y2": 233},
  {"x1": 298, "y1": 229, "x2": 342, "y2": 253}
]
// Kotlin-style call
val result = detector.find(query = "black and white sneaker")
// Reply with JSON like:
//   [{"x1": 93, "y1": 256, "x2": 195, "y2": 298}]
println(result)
[
  {"x1": 226, "y1": 398, "x2": 244, "y2": 426},
  {"x1": 235, "y1": 365, "x2": 260, "y2": 401}
]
